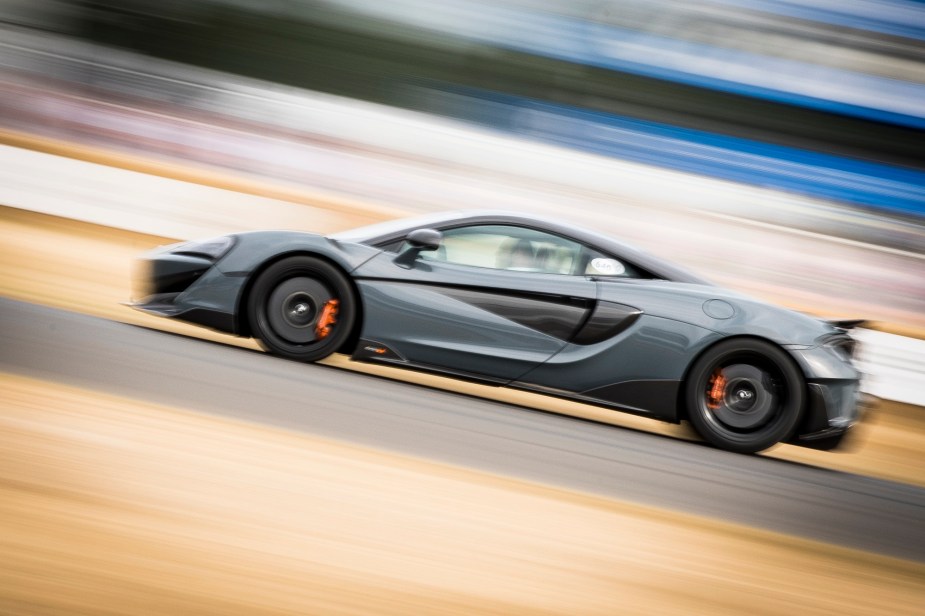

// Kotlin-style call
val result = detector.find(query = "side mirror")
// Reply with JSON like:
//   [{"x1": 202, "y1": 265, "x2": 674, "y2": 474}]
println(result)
[
  {"x1": 393, "y1": 228, "x2": 443, "y2": 268},
  {"x1": 406, "y1": 228, "x2": 443, "y2": 251}
]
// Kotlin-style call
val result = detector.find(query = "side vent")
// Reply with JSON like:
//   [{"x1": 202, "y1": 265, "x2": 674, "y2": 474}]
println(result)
[{"x1": 572, "y1": 302, "x2": 642, "y2": 345}]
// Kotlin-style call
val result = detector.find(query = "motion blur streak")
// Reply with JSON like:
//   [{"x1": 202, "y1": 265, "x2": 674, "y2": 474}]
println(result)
[
  {"x1": 2, "y1": 20, "x2": 923, "y2": 327},
  {"x1": 2, "y1": 374, "x2": 924, "y2": 615},
  {"x1": 1, "y1": 1, "x2": 925, "y2": 613}
]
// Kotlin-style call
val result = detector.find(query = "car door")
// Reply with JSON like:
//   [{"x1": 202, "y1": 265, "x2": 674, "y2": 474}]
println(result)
[{"x1": 350, "y1": 224, "x2": 599, "y2": 383}]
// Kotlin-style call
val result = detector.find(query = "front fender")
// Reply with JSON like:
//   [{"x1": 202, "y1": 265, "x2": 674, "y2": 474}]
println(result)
[{"x1": 216, "y1": 231, "x2": 380, "y2": 276}]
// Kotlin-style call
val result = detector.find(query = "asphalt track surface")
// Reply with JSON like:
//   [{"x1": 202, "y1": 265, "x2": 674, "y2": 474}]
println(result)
[{"x1": 3, "y1": 297, "x2": 924, "y2": 563}]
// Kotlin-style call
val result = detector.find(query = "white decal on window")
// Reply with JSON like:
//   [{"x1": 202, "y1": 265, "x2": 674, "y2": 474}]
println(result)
[{"x1": 591, "y1": 258, "x2": 624, "y2": 276}]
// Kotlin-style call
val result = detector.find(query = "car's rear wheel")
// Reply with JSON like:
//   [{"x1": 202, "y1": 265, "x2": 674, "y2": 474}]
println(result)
[
  {"x1": 685, "y1": 339, "x2": 804, "y2": 453},
  {"x1": 248, "y1": 256, "x2": 356, "y2": 362}
]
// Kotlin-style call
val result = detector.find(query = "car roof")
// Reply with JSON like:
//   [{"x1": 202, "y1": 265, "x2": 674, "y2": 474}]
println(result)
[{"x1": 331, "y1": 210, "x2": 711, "y2": 284}]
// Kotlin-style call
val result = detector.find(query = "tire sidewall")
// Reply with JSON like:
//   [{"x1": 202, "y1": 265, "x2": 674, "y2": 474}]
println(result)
[
  {"x1": 248, "y1": 256, "x2": 356, "y2": 362},
  {"x1": 686, "y1": 338, "x2": 805, "y2": 453}
]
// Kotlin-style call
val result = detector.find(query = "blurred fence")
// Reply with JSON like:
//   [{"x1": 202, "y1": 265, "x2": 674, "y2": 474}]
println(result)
[
  {"x1": 324, "y1": 0, "x2": 925, "y2": 127},
  {"x1": 4, "y1": 0, "x2": 924, "y2": 173}
]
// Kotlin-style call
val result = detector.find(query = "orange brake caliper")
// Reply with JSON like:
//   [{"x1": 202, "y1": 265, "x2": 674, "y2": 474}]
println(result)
[
  {"x1": 707, "y1": 370, "x2": 726, "y2": 410},
  {"x1": 315, "y1": 299, "x2": 340, "y2": 339}
]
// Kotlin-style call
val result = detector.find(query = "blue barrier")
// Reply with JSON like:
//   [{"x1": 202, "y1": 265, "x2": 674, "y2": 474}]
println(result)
[
  {"x1": 364, "y1": 0, "x2": 925, "y2": 129},
  {"x1": 719, "y1": 0, "x2": 925, "y2": 40},
  {"x1": 489, "y1": 7, "x2": 925, "y2": 130},
  {"x1": 431, "y1": 90, "x2": 925, "y2": 218}
]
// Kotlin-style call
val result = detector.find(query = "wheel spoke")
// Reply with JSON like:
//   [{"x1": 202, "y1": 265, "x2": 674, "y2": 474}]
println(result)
[
  {"x1": 266, "y1": 277, "x2": 333, "y2": 344},
  {"x1": 702, "y1": 363, "x2": 780, "y2": 432}
]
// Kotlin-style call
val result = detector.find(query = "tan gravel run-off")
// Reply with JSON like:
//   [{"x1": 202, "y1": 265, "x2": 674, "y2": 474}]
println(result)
[
  {"x1": 2, "y1": 374, "x2": 924, "y2": 616},
  {"x1": 3, "y1": 206, "x2": 925, "y2": 615}
]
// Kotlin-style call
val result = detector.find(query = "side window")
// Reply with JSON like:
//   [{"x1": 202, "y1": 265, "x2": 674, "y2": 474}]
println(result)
[{"x1": 418, "y1": 225, "x2": 634, "y2": 277}]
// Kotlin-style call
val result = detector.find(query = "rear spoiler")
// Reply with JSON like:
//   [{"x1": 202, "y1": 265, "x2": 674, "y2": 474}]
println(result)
[{"x1": 825, "y1": 319, "x2": 868, "y2": 331}]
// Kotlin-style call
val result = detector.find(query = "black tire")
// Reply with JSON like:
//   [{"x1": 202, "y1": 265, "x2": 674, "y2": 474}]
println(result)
[
  {"x1": 247, "y1": 256, "x2": 357, "y2": 362},
  {"x1": 685, "y1": 338, "x2": 805, "y2": 454}
]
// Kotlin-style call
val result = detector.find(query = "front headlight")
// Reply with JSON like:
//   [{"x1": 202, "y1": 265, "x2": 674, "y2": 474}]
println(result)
[{"x1": 171, "y1": 236, "x2": 235, "y2": 261}]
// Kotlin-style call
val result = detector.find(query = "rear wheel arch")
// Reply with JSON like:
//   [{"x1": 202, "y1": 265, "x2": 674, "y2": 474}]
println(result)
[{"x1": 236, "y1": 251, "x2": 363, "y2": 355}]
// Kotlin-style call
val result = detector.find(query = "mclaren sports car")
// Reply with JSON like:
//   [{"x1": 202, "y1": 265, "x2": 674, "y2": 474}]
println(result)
[{"x1": 130, "y1": 211, "x2": 862, "y2": 453}]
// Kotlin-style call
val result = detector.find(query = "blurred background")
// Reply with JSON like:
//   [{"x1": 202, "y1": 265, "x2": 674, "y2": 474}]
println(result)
[
  {"x1": 1, "y1": 0, "x2": 923, "y2": 326},
  {"x1": 2, "y1": 1, "x2": 925, "y2": 614}
]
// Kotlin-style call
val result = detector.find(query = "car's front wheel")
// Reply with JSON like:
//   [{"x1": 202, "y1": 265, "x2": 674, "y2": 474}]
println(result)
[
  {"x1": 248, "y1": 256, "x2": 356, "y2": 362},
  {"x1": 685, "y1": 339, "x2": 805, "y2": 453}
]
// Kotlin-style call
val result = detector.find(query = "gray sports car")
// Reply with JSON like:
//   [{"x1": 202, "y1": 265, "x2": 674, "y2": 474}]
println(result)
[{"x1": 130, "y1": 211, "x2": 862, "y2": 453}]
